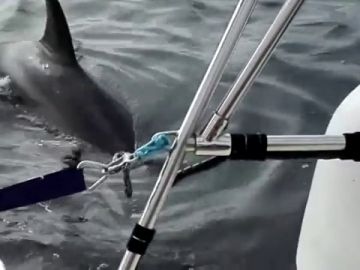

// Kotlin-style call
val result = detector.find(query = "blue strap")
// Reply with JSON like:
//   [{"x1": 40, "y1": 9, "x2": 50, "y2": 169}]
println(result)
[
  {"x1": 134, "y1": 134, "x2": 171, "y2": 159},
  {"x1": 0, "y1": 168, "x2": 86, "y2": 212}
]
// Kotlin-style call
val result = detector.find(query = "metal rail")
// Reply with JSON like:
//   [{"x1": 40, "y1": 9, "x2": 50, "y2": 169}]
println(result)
[
  {"x1": 266, "y1": 135, "x2": 345, "y2": 152},
  {"x1": 118, "y1": 0, "x2": 257, "y2": 269},
  {"x1": 201, "y1": 0, "x2": 306, "y2": 141},
  {"x1": 118, "y1": 0, "x2": 307, "y2": 269},
  {"x1": 185, "y1": 134, "x2": 346, "y2": 156}
]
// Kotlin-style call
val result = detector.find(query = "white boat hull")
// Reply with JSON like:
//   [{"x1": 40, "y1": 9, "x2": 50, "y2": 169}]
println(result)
[{"x1": 297, "y1": 85, "x2": 360, "y2": 269}]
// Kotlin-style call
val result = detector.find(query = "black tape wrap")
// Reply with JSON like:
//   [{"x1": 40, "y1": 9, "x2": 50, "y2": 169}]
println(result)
[
  {"x1": 341, "y1": 132, "x2": 360, "y2": 161},
  {"x1": 127, "y1": 224, "x2": 156, "y2": 255},
  {"x1": 230, "y1": 134, "x2": 267, "y2": 160}
]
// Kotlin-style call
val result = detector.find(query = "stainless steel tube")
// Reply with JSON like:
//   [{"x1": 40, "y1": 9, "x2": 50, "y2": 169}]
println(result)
[
  {"x1": 118, "y1": 253, "x2": 140, "y2": 270},
  {"x1": 201, "y1": 0, "x2": 306, "y2": 141},
  {"x1": 267, "y1": 135, "x2": 345, "y2": 152},
  {"x1": 184, "y1": 134, "x2": 345, "y2": 157},
  {"x1": 185, "y1": 134, "x2": 345, "y2": 156},
  {"x1": 193, "y1": 133, "x2": 232, "y2": 156},
  {"x1": 118, "y1": 1, "x2": 257, "y2": 269}
]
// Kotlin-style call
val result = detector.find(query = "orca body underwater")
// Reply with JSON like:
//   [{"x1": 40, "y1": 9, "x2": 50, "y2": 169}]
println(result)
[{"x1": 0, "y1": 0, "x2": 135, "y2": 155}]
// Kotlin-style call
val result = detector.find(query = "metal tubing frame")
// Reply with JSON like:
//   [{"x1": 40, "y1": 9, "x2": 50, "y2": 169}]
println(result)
[
  {"x1": 201, "y1": 0, "x2": 306, "y2": 141},
  {"x1": 186, "y1": 134, "x2": 346, "y2": 156},
  {"x1": 118, "y1": 0, "x2": 257, "y2": 269},
  {"x1": 266, "y1": 135, "x2": 345, "y2": 152},
  {"x1": 118, "y1": 0, "x2": 309, "y2": 269}
]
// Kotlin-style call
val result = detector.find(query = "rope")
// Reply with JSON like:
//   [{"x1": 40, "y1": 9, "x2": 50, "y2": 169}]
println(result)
[{"x1": 134, "y1": 133, "x2": 172, "y2": 159}]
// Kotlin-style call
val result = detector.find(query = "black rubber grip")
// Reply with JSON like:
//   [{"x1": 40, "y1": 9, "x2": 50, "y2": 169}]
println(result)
[
  {"x1": 127, "y1": 224, "x2": 156, "y2": 255},
  {"x1": 230, "y1": 133, "x2": 267, "y2": 160},
  {"x1": 342, "y1": 132, "x2": 360, "y2": 161}
]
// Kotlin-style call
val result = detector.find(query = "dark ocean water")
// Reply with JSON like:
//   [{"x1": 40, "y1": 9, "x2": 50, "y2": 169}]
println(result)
[{"x1": 0, "y1": 0, "x2": 359, "y2": 269}]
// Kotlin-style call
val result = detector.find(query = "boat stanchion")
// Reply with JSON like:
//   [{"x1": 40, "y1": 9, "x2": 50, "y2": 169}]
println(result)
[
  {"x1": 118, "y1": 0, "x2": 309, "y2": 269},
  {"x1": 201, "y1": 0, "x2": 306, "y2": 141},
  {"x1": 118, "y1": 0, "x2": 258, "y2": 269}
]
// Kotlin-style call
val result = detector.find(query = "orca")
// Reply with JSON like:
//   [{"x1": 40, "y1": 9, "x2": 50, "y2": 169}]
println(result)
[{"x1": 0, "y1": 0, "x2": 136, "y2": 155}]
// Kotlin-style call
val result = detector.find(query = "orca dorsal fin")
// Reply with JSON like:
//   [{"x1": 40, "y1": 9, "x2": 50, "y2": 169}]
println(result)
[{"x1": 40, "y1": 0, "x2": 77, "y2": 64}]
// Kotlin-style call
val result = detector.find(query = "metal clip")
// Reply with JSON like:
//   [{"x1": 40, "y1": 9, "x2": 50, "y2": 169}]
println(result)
[
  {"x1": 107, "y1": 152, "x2": 138, "y2": 174},
  {"x1": 77, "y1": 160, "x2": 108, "y2": 171},
  {"x1": 77, "y1": 160, "x2": 109, "y2": 191},
  {"x1": 122, "y1": 163, "x2": 132, "y2": 198},
  {"x1": 77, "y1": 152, "x2": 137, "y2": 195},
  {"x1": 76, "y1": 131, "x2": 179, "y2": 196},
  {"x1": 107, "y1": 152, "x2": 135, "y2": 198}
]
